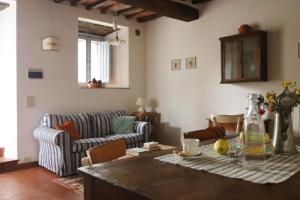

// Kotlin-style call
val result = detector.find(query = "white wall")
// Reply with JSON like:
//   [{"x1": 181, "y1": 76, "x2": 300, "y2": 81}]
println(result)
[
  {"x1": 17, "y1": 0, "x2": 145, "y2": 161},
  {"x1": 105, "y1": 27, "x2": 130, "y2": 88},
  {"x1": 145, "y1": 0, "x2": 300, "y2": 147},
  {"x1": 0, "y1": 0, "x2": 17, "y2": 158}
]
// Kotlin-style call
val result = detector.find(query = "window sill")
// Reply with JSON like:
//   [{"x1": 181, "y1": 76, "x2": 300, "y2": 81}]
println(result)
[{"x1": 79, "y1": 86, "x2": 130, "y2": 89}]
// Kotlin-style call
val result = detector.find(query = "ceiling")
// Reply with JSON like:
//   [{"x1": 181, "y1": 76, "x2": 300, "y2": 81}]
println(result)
[
  {"x1": 53, "y1": 0, "x2": 211, "y2": 23},
  {"x1": 78, "y1": 20, "x2": 116, "y2": 36}
]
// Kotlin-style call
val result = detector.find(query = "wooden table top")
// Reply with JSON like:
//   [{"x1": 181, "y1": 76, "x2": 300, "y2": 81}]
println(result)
[{"x1": 79, "y1": 139, "x2": 300, "y2": 200}]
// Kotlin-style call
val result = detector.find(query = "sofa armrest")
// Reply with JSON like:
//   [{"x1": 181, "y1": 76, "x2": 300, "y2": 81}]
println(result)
[
  {"x1": 34, "y1": 126, "x2": 73, "y2": 176},
  {"x1": 135, "y1": 121, "x2": 152, "y2": 142},
  {"x1": 33, "y1": 126, "x2": 71, "y2": 145}
]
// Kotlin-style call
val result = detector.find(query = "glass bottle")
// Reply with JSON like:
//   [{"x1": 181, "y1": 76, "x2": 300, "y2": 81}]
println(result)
[{"x1": 242, "y1": 93, "x2": 266, "y2": 170}]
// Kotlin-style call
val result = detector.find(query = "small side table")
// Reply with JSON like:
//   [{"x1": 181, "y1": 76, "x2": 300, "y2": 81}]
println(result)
[{"x1": 130, "y1": 112, "x2": 161, "y2": 141}]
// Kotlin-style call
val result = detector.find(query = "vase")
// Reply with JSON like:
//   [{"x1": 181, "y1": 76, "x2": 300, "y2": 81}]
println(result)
[{"x1": 273, "y1": 112, "x2": 297, "y2": 154}]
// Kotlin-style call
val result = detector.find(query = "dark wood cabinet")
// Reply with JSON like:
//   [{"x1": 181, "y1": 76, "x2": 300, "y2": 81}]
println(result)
[
  {"x1": 130, "y1": 112, "x2": 161, "y2": 141},
  {"x1": 220, "y1": 31, "x2": 267, "y2": 83}
]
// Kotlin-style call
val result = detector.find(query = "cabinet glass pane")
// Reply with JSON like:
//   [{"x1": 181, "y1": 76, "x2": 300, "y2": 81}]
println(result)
[
  {"x1": 242, "y1": 38, "x2": 258, "y2": 79},
  {"x1": 224, "y1": 41, "x2": 238, "y2": 80}
]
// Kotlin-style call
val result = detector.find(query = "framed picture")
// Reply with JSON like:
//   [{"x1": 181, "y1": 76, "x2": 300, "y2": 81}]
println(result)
[
  {"x1": 186, "y1": 57, "x2": 197, "y2": 70},
  {"x1": 171, "y1": 59, "x2": 181, "y2": 71}
]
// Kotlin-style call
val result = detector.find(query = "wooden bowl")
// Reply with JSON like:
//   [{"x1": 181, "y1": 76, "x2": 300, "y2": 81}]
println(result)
[
  {"x1": 88, "y1": 82, "x2": 102, "y2": 88},
  {"x1": 238, "y1": 24, "x2": 252, "y2": 34}
]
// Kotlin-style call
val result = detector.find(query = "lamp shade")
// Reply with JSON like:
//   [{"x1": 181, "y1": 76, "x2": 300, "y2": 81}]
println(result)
[{"x1": 136, "y1": 97, "x2": 146, "y2": 106}]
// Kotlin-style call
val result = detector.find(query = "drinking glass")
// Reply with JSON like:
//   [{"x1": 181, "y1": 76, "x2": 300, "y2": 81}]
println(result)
[{"x1": 228, "y1": 142, "x2": 241, "y2": 164}]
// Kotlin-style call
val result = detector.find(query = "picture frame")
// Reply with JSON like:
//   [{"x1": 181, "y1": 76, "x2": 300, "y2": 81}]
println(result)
[
  {"x1": 186, "y1": 57, "x2": 197, "y2": 70},
  {"x1": 171, "y1": 59, "x2": 181, "y2": 71}
]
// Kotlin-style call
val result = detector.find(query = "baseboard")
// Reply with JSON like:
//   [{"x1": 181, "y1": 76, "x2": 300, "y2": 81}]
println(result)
[
  {"x1": 0, "y1": 158, "x2": 18, "y2": 173},
  {"x1": 18, "y1": 161, "x2": 38, "y2": 170},
  {"x1": 0, "y1": 159, "x2": 38, "y2": 173}
]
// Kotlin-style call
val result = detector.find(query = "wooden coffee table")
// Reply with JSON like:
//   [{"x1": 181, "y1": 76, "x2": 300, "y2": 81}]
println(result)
[{"x1": 79, "y1": 139, "x2": 300, "y2": 200}]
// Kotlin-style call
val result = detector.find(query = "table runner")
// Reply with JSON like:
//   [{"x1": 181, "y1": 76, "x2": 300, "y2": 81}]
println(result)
[{"x1": 155, "y1": 142, "x2": 300, "y2": 184}]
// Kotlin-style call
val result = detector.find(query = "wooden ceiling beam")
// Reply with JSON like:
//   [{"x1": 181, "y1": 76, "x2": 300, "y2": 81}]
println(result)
[
  {"x1": 100, "y1": 3, "x2": 117, "y2": 14},
  {"x1": 191, "y1": 0, "x2": 211, "y2": 4},
  {"x1": 110, "y1": 0, "x2": 199, "y2": 22},
  {"x1": 116, "y1": 6, "x2": 135, "y2": 15},
  {"x1": 70, "y1": 0, "x2": 84, "y2": 6},
  {"x1": 137, "y1": 14, "x2": 161, "y2": 23},
  {"x1": 86, "y1": 0, "x2": 107, "y2": 10},
  {"x1": 125, "y1": 10, "x2": 150, "y2": 19},
  {"x1": 53, "y1": 0, "x2": 65, "y2": 3}
]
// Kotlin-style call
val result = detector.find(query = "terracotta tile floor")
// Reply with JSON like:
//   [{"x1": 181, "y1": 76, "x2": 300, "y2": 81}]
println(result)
[{"x1": 0, "y1": 167, "x2": 83, "y2": 200}]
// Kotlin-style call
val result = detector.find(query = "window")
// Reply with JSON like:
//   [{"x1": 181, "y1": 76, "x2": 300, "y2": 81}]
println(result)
[{"x1": 78, "y1": 34, "x2": 111, "y2": 84}]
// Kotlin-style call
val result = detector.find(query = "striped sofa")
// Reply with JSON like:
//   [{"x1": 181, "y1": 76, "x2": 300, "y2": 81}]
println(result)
[{"x1": 33, "y1": 110, "x2": 151, "y2": 176}]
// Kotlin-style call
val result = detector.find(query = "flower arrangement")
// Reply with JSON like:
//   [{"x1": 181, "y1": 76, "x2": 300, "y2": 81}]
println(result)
[
  {"x1": 257, "y1": 94, "x2": 268, "y2": 115},
  {"x1": 265, "y1": 81, "x2": 300, "y2": 113}
]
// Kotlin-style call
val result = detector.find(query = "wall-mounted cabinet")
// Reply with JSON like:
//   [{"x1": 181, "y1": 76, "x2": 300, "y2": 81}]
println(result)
[{"x1": 220, "y1": 31, "x2": 267, "y2": 83}]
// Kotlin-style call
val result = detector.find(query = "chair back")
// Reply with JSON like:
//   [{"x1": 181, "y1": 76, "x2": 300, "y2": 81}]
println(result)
[
  {"x1": 184, "y1": 127, "x2": 225, "y2": 141},
  {"x1": 86, "y1": 138, "x2": 126, "y2": 165},
  {"x1": 211, "y1": 114, "x2": 244, "y2": 134}
]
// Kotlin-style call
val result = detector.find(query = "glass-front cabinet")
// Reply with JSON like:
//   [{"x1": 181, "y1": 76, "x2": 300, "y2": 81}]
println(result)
[{"x1": 220, "y1": 31, "x2": 267, "y2": 83}]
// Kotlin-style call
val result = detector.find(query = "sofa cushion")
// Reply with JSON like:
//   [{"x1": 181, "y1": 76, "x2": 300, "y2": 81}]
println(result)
[
  {"x1": 72, "y1": 133, "x2": 143, "y2": 153},
  {"x1": 90, "y1": 110, "x2": 127, "y2": 138},
  {"x1": 55, "y1": 120, "x2": 80, "y2": 141},
  {"x1": 42, "y1": 113, "x2": 92, "y2": 139},
  {"x1": 112, "y1": 116, "x2": 135, "y2": 135}
]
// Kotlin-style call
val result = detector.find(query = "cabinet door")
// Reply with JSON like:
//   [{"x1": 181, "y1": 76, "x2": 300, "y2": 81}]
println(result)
[
  {"x1": 222, "y1": 40, "x2": 239, "y2": 81},
  {"x1": 241, "y1": 37, "x2": 260, "y2": 79}
]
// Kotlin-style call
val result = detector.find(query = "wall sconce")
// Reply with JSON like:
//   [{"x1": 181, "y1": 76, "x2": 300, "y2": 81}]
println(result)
[{"x1": 42, "y1": 36, "x2": 59, "y2": 51}]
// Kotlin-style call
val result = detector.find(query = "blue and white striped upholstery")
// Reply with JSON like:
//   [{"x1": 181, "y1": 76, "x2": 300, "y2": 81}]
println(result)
[
  {"x1": 33, "y1": 127, "x2": 72, "y2": 176},
  {"x1": 34, "y1": 110, "x2": 151, "y2": 176},
  {"x1": 72, "y1": 133, "x2": 144, "y2": 153},
  {"x1": 91, "y1": 110, "x2": 127, "y2": 137},
  {"x1": 42, "y1": 113, "x2": 92, "y2": 139}
]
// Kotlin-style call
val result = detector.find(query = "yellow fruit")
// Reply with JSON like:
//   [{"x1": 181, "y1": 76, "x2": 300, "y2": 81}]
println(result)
[{"x1": 214, "y1": 139, "x2": 229, "y2": 155}]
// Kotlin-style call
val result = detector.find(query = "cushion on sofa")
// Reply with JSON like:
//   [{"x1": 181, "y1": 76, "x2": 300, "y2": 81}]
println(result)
[
  {"x1": 55, "y1": 120, "x2": 80, "y2": 140},
  {"x1": 42, "y1": 112, "x2": 92, "y2": 139},
  {"x1": 91, "y1": 110, "x2": 127, "y2": 138},
  {"x1": 112, "y1": 116, "x2": 135, "y2": 135},
  {"x1": 72, "y1": 133, "x2": 143, "y2": 153}
]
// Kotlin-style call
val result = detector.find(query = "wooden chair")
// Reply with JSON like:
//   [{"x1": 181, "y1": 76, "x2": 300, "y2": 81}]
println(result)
[
  {"x1": 82, "y1": 138, "x2": 127, "y2": 166},
  {"x1": 184, "y1": 127, "x2": 226, "y2": 142},
  {"x1": 211, "y1": 114, "x2": 244, "y2": 134}
]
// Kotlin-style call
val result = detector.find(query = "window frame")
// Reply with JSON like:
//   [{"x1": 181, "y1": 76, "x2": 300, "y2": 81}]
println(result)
[{"x1": 78, "y1": 33, "x2": 111, "y2": 85}]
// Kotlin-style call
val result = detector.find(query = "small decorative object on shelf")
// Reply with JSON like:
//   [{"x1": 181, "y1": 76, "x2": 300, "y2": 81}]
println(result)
[
  {"x1": 243, "y1": 93, "x2": 266, "y2": 170},
  {"x1": 136, "y1": 97, "x2": 146, "y2": 113},
  {"x1": 88, "y1": 78, "x2": 102, "y2": 88},
  {"x1": 266, "y1": 81, "x2": 300, "y2": 155},
  {"x1": 238, "y1": 24, "x2": 252, "y2": 34}
]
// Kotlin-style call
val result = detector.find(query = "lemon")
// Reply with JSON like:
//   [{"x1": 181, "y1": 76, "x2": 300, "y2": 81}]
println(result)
[{"x1": 214, "y1": 139, "x2": 229, "y2": 155}]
